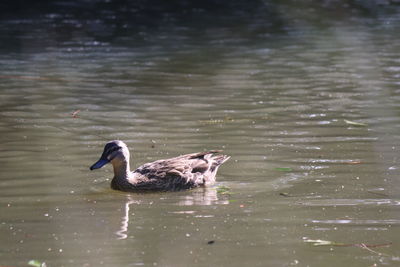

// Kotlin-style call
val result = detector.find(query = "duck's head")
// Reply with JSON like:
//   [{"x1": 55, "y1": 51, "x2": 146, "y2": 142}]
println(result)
[{"x1": 90, "y1": 140, "x2": 130, "y2": 170}]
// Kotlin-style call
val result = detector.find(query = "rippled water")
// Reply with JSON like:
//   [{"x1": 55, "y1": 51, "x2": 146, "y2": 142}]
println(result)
[{"x1": 1, "y1": 1, "x2": 400, "y2": 266}]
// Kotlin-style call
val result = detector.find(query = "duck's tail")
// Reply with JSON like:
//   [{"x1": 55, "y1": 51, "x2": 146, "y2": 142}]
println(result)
[
  {"x1": 201, "y1": 153, "x2": 230, "y2": 186},
  {"x1": 212, "y1": 154, "x2": 231, "y2": 167}
]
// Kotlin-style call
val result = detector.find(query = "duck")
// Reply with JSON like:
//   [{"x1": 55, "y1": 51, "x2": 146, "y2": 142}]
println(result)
[{"x1": 90, "y1": 140, "x2": 230, "y2": 192}]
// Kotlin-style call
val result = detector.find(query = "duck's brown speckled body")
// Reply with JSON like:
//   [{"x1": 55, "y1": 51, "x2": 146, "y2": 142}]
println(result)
[{"x1": 90, "y1": 140, "x2": 230, "y2": 192}]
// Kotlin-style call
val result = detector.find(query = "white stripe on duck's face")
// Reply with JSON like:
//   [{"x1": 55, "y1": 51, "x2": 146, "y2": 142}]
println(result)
[{"x1": 90, "y1": 140, "x2": 129, "y2": 170}]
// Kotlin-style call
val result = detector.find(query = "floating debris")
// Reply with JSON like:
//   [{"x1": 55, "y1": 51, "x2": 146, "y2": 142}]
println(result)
[
  {"x1": 344, "y1": 160, "x2": 362, "y2": 164},
  {"x1": 71, "y1": 109, "x2": 81, "y2": 118},
  {"x1": 199, "y1": 116, "x2": 234, "y2": 125},
  {"x1": 199, "y1": 116, "x2": 269, "y2": 125},
  {"x1": 304, "y1": 239, "x2": 340, "y2": 246},
  {"x1": 151, "y1": 140, "x2": 156, "y2": 148},
  {"x1": 344, "y1": 119, "x2": 368, "y2": 127},
  {"x1": 28, "y1": 260, "x2": 47, "y2": 267},
  {"x1": 216, "y1": 185, "x2": 233, "y2": 195},
  {"x1": 303, "y1": 238, "x2": 392, "y2": 255}
]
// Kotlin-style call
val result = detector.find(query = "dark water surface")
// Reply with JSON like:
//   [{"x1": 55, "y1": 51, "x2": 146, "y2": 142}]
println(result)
[{"x1": 1, "y1": 1, "x2": 400, "y2": 266}]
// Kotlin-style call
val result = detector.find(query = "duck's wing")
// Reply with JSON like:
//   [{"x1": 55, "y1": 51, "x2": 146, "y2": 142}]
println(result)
[{"x1": 131, "y1": 151, "x2": 229, "y2": 191}]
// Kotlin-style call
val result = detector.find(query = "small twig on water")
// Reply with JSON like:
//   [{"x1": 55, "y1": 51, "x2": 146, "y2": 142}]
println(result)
[
  {"x1": 304, "y1": 239, "x2": 392, "y2": 255},
  {"x1": 357, "y1": 243, "x2": 390, "y2": 256}
]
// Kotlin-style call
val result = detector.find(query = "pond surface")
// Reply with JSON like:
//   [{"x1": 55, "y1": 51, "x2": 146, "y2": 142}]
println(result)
[{"x1": 1, "y1": 1, "x2": 400, "y2": 266}]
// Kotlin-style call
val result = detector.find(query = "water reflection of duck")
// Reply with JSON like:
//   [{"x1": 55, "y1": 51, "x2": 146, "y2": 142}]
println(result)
[{"x1": 90, "y1": 140, "x2": 230, "y2": 192}]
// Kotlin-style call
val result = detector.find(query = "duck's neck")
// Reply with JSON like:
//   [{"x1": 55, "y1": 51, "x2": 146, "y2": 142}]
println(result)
[{"x1": 111, "y1": 159, "x2": 132, "y2": 182}]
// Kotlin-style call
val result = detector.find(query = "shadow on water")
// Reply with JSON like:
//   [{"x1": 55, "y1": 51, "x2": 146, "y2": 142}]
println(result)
[{"x1": 1, "y1": 0, "x2": 398, "y2": 54}]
